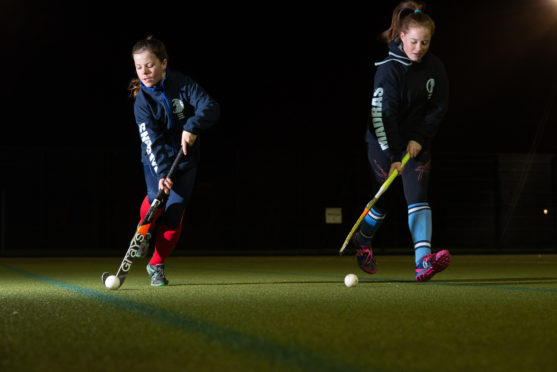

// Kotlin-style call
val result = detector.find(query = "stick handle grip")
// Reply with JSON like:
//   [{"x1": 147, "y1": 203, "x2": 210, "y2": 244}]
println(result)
[
  {"x1": 166, "y1": 150, "x2": 185, "y2": 181},
  {"x1": 154, "y1": 150, "x2": 185, "y2": 202}
]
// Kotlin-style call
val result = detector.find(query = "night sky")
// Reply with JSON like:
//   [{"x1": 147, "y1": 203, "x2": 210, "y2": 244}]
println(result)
[
  {"x1": 1, "y1": 0, "x2": 557, "y2": 254},
  {"x1": 2, "y1": 0, "x2": 556, "y2": 154}
]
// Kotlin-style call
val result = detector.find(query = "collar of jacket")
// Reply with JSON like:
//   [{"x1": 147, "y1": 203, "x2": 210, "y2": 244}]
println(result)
[{"x1": 374, "y1": 38, "x2": 413, "y2": 67}]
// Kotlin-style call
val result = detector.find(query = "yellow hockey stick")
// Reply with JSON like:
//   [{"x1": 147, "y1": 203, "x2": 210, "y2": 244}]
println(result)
[{"x1": 339, "y1": 152, "x2": 410, "y2": 255}]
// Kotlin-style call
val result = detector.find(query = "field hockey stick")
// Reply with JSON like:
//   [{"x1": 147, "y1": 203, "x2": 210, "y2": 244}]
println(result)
[
  {"x1": 338, "y1": 152, "x2": 410, "y2": 255},
  {"x1": 101, "y1": 150, "x2": 185, "y2": 289}
]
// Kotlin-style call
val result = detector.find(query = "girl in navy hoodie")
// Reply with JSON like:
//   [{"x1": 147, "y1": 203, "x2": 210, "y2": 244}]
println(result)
[
  {"x1": 128, "y1": 36, "x2": 220, "y2": 286},
  {"x1": 353, "y1": 1, "x2": 450, "y2": 281}
]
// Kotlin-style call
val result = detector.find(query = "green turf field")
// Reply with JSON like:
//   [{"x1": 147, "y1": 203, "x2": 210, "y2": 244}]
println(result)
[{"x1": 1, "y1": 254, "x2": 556, "y2": 372}]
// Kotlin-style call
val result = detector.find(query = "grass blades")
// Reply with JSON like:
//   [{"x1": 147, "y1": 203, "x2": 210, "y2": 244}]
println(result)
[{"x1": 1, "y1": 255, "x2": 557, "y2": 371}]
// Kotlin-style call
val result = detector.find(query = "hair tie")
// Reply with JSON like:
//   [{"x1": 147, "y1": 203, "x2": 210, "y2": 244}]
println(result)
[{"x1": 414, "y1": 9, "x2": 422, "y2": 13}]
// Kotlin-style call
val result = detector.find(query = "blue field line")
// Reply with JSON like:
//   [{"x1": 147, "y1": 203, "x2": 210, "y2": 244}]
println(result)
[
  {"x1": 0, "y1": 264, "x2": 373, "y2": 372},
  {"x1": 185, "y1": 266, "x2": 557, "y2": 294}
]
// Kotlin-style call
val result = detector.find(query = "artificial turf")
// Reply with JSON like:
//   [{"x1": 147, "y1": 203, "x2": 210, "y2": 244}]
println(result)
[{"x1": 1, "y1": 254, "x2": 556, "y2": 371}]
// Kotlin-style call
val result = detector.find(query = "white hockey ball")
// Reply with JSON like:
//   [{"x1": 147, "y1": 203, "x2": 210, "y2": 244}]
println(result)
[
  {"x1": 105, "y1": 275, "x2": 120, "y2": 290},
  {"x1": 344, "y1": 273, "x2": 359, "y2": 287}
]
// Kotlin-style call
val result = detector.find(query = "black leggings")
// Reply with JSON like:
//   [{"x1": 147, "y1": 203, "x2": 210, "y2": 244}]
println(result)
[{"x1": 366, "y1": 137, "x2": 431, "y2": 214}]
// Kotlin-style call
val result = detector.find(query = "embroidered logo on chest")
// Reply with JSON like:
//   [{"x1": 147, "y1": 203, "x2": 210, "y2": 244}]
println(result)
[
  {"x1": 426, "y1": 79, "x2": 435, "y2": 100},
  {"x1": 172, "y1": 99, "x2": 186, "y2": 120}
]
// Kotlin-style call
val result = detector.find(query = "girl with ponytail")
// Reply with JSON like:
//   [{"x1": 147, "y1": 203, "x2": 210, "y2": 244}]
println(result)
[
  {"x1": 351, "y1": 1, "x2": 451, "y2": 282},
  {"x1": 128, "y1": 35, "x2": 220, "y2": 286}
]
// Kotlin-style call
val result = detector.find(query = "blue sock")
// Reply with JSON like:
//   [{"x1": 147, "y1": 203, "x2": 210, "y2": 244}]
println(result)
[
  {"x1": 357, "y1": 207, "x2": 386, "y2": 245},
  {"x1": 408, "y1": 203, "x2": 432, "y2": 265}
]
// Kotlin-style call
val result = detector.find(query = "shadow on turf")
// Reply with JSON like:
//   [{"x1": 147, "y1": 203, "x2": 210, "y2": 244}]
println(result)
[
  {"x1": 435, "y1": 277, "x2": 557, "y2": 285},
  {"x1": 135, "y1": 277, "x2": 557, "y2": 287},
  {"x1": 167, "y1": 279, "x2": 423, "y2": 286},
  {"x1": 167, "y1": 281, "x2": 344, "y2": 286}
]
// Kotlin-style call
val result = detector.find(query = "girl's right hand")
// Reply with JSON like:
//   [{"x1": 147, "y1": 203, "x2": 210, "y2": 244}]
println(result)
[
  {"x1": 181, "y1": 130, "x2": 197, "y2": 155},
  {"x1": 407, "y1": 140, "x2": 422, "y2": 158}
]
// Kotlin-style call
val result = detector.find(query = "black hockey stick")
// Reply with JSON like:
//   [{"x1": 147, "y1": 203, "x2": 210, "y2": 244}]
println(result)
[{"x1": 101, "y1": 151, "x2": 184, "y2": 289}]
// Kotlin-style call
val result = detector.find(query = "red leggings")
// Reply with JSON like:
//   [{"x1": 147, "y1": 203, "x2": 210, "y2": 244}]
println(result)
[{"x1": 139, "y1": 196, "x2": 184, "y2": 265}]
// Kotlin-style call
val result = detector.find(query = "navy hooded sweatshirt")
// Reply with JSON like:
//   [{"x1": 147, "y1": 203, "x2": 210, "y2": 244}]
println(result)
[
  {"x1": 367, "y1": 39, "x2": 448, "y2": 162},
  {"x1": 134, "y1": 69, "x2": 220, "y2": 179}
]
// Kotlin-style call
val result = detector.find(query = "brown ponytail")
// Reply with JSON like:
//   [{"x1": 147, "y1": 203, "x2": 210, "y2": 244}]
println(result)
[
  {"x1": 128, "y1": 35, "x2": 169, "y2": 99},
  {"x1": 379, "y1": 1, "x2": 435, "y2": 44},
  {"x1": 128, "y1": 78, "x2": 141, "y2": 99}
]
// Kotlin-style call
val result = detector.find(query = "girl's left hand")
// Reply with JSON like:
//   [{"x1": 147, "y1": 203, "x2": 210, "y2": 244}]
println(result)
[
  {"x1": 407, "y1": 140, "x2": 422, "y2": 158},
  {"x1": 181, "y1": 130, "x2": 198, "y2": 155}
]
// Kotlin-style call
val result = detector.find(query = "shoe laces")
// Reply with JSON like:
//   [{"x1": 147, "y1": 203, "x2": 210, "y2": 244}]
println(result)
[
  {"x1": 150, "y1": 265, "x2": 165, "y2": 279},
  {"x1": 357, "y1": 247, "x2": 373, "y2": 265},
  {"x1": 140, "y1": 233, "x2": 151, "y2": 248},
  {"x1": 420, "y1": 254, "x2": 434, "y2": 269}
]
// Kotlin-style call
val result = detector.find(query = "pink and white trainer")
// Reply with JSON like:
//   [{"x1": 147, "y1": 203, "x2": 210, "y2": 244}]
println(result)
[{"x1": 415, "y1": 250, "x2": 451, "y2": 282}]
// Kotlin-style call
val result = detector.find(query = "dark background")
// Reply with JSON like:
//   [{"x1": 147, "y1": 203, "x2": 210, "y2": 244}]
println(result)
[{"x1": 1, "y1": 0, "x2": 556, "y2": 256}]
